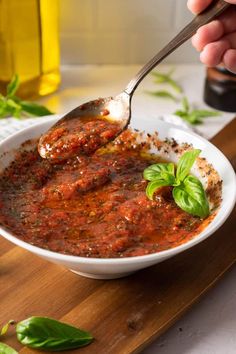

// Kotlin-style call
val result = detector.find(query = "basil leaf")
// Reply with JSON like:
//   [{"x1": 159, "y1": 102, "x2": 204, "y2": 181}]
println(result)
[
  {"x1": 166, "y1": 78, "x2": 183, "y2": 93},
  {"x1": 16, "y1": 316, "x2": 93, "y2": 351},
  {"x1": 182, "y1": 97, "x2": 190, "y2": 113},
  {"x1": 20, "y1": 101, "x2": 53, "y2": 116},
  {"x1": 6, "y1": 99, "x2": 22, "y2": 118},
  {"x1": 0, "y1": 98, "x2": 9, "y2": 118},
  {"x1": 173, "y1": 175, "x2": 210, "y2": 218},
  {"x1": 174, "y1": 110, "x2": 188, "y2": 118},
  {"x1": 190, "y1": 109, "x2": 220, "y2": 119},
  {"x1": 151, "y1": 69, "x2": 182, "y2": 93},
  {"x1": 145, "y1": 90, "x2": 177, "y2": 101},
  {"x1": 143, "y1": 163, "x2": 175, "y2": 181},
  {"x1": 7, "y1": 75, "x2": 20, "y2": 98},
  {"x1": 0, "y1": 342, "x2": 18, "y2": 354},
  {"x1": 176, "y1": 149, "x2": 201, "y2": 182},
  {"x1": 185, "y1": 112, "x2": 202, "y2": 125},
  {"x1": 151, "y1": 72, "x2": 167, "y2": 83},
  {"x1": 146, "y1": 179, "x2": 173, "y2": 200}
]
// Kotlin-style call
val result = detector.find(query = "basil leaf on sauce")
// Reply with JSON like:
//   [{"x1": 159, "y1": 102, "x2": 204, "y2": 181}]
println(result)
[
  {"x1": 143, "y1": 149, "x2": 210, "y2": 218},
  {"x1": 173, "y1": 175, "x2": 210, "y2": 218},
  {"x1": 146, "y1": 179, "x2": 173, "y2": 200},
  {"x1": 143, "y1": 162, "x2": 175, "y2": 181},
  {"x1": 16, "y1": 317, "x2": 93, "y2": 351},
  {"x1": 176, "y1": 149, "x2": 201, "y2": 182},
  {"x1": 0, "y1": 342, "x2": 18, "y2": 354}
]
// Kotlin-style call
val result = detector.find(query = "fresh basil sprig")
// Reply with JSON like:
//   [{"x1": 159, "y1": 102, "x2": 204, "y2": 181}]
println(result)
[
  {"x1": 174, "y1": 97, "x2": 220, "y2": 125},
  {"x1": 16, "y1": 316, "x2": 93, "y2": 351},
  {"x1": 143, "y1": 149, "x2": 210, "y2": 218},
  {"x1": 146, "y1": 69, "x2": 182, "y2": 102},
  {"x1": 0, "y1": 75, "x2": 53, "y2": 119},
  {"x1": 0, "y1": 342, "x2": 18, "y2": 354},
  {"x1": 151, "y1": 69, "x2": 183, "y2": 93},
  {"x1": 145, "y1": 90, "x2": 177, "y2": 102}
]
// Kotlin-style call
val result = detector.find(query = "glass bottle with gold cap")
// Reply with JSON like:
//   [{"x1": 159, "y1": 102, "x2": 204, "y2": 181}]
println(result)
[{"x1": 0, "y1": 0, "x2": 60, "y2": 98}]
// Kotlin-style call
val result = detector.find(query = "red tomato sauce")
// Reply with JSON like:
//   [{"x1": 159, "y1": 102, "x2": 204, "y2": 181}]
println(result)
[
  {"x1": 0, "y1": 135, "x2": 207, "y2": 258},
  {"x1": 38, "y1": 116, "x2": 121, "y2": 161}
]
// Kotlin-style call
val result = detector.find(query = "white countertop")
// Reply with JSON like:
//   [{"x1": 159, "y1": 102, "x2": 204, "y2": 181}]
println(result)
[{"x1": 1, "y1": 64, "x2": 235, "y2": 354}]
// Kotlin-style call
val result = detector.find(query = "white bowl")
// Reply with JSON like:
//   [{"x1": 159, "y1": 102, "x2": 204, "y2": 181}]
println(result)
[{"x1": 0, "y1": 116, "x2": 235, "y2": 279}]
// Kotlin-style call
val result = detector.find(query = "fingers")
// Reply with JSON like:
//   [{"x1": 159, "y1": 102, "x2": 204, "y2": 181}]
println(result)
[
  {"x1": 224, "y1": 0, "x2": 236, "y2": 4},
  {"x1": 188, "y1": 0, "x2": 236, "y2": 14},
  {"x1": 187, "y1": 0, "x2": 212, "y2": 14},
  {"x1": 218, "y1": 7, "x2": 236, "y2": 33},
  {"x1": 199, "y1": 32, "x2": 236, "y2": 68},
  {"x1": 223, "y1": 49, "x2": 236, "y2": 72},
  {"x1": 223, "y1": 31, "x2": 236, "y2": 73},
  {"x1": 192, "y1": 20, "x2": 224, "y2": 51},
  {"x1": 192, "y1": 9, "x2": 236, "y2": 51},
  {"x1": 200, "y1": 39, "x2": 230, "y2": 66},
  {"x1": 189, "y1": 0, "x2": 236, "y2": 72}
]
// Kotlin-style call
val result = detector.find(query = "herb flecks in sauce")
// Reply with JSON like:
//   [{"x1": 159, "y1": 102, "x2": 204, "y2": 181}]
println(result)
[
  {"x1": 0, "y1": 130, "x2": 219, "y2": 258},
  {"x1": 38, "y1": 115, "x2": 121, "y2": 162}
]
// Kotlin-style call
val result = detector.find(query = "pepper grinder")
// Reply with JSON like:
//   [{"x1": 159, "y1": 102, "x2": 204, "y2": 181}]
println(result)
[{"x1": 204, "y1": 66, "x2": 236, "y2": 112}]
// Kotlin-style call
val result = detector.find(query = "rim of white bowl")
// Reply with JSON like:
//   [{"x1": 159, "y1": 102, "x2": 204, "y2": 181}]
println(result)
[{"x1": 0, "y1": 117, "x2": 235, "y2": 265}]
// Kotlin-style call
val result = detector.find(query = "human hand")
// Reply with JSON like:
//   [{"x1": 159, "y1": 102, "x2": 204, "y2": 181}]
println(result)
[{"x1": 188, "y1": 0, "x2": 236, "y2": 73}]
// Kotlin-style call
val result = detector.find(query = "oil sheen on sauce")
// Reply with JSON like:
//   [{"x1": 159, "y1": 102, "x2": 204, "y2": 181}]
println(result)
[
  {"x1": 0, "y1": 131, "x2": 209, "y2": 258},
  {"x1": 38, "y1": 115, "x2": 122, "y2": 162}
]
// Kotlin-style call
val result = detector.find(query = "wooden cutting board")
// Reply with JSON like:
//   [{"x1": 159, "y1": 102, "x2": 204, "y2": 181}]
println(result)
[{"x1": 1, "y1": 119, "x2": 236, "y2": 354}]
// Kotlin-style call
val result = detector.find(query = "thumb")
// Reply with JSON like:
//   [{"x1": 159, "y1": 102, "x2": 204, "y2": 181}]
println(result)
[{"x1": 187, "y1": 0, "x2": 212, "y2": 14}]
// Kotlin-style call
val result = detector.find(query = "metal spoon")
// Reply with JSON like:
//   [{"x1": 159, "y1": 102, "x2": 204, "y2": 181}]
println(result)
[{"x1": 39, "y1": 0, "x2": 230, "y2": 161}]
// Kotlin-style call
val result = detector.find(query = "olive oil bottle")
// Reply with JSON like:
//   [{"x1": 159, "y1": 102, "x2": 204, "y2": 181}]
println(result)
[{"x1": 0, "y1": 0, "x2": 60, "y2": 98}]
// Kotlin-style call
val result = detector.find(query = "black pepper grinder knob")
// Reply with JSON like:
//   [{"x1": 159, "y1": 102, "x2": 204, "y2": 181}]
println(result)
[{"x1": 204, "y1": 66, "x2": 236, "y2": 112}]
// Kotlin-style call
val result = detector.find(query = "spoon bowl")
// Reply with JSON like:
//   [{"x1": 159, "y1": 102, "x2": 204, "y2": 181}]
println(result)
[{"x1": 38, "y1": 92, "x2": 131, "y2": 161}]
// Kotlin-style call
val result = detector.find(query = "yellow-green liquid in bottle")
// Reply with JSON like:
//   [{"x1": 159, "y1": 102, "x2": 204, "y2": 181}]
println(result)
[{"x1": 0, "y1": 0, "x2": 60, "y2": 98}]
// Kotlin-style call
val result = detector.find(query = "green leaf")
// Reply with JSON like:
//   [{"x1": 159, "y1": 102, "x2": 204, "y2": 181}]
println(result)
[
  {"x1": 0, "y1": 342, "x2": 18, "y2": 354},
  {"x1": 0, "y1": 98, "x2": 9, "y2": 118},
  {"x1": 20, "y1": 101, "x2": 53, "y2": 116},
  {"x1": 1, "y1": 320, "x2": 15, "y2": 336},
  {"x1": 0, "y1": 75, "x2": 54, "y2": 118},
  {"x1": 6, "y1": 99, "x2": 22, "y2": 118},
  {"x1": 146, "y1": 180, "x2": 173, "y2": 200},
  {"x1": 182, "y1": 97, "x2": 190, "y2": 113},
  {"x1": 176, "y1": 149, "x2": 201, "y2": 182},
  {"x1": 145, "y1": 90, "x2": 177, "y2": 101},
  {"x1": 173, "y1": 175, "x2": 210, "y2": 218},
  {"x1": 174, "y1": 99, "x2": 221, "y2": 125},
  {"x1": 191, "y1": 109, "x2": 220, "y2": 118},
  {"x1": 174, "y1": 110, "x2": 187, "y2": 118},
  {"x1": 166, "y1": 78, "x2": 183, "y2": 93},
  {"x1": 143, "y1": 162, "x2": 175, "y2": 181},
  {"x1": 151, "y1": 71, "x2": 169, "y2": 83},
  {"x1": 16, "y1": 316, "x2": 93, "y2": 351},
  {"x1": 7, "y1": 75, "x2": 20, "y2": 97},
  {"x1": 151, "y1": 69, "x2": 182, "y2": 93}
]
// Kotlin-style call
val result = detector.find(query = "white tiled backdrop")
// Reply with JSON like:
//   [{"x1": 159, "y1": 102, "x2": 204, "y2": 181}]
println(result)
[{"x1": 60, "y1": 0, "x2": 199, "y2": 64}]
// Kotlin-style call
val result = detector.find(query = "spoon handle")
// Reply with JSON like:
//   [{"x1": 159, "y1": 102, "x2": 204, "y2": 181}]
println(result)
[{"x1": 124, "y1": 0, "x2": 231, "y2": 96}]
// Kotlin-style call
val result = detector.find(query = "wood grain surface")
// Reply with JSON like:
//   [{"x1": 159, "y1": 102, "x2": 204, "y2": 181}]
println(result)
[{"x1": 0, "y1": 119, "x2": 235, "y2": 354}]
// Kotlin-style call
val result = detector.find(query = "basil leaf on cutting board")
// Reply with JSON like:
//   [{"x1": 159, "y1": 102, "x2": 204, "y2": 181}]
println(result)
[
  {"x1": 16, "y1": 316, "x2": 93, "y2": 351},
  {"x1": 0, "y1": 342, "x2": 18, "y2": 354}
]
